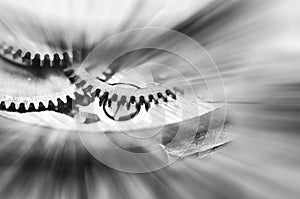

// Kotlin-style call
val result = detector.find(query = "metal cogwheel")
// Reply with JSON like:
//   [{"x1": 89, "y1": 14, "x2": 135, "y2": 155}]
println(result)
[{"x1": 0, "y1": 41, "x2": 178, "y2": 118}]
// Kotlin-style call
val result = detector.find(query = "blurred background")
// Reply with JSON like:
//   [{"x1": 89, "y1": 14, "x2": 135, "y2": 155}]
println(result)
[{"x1": 0, "y1": 0, "x2": 300, "y2": 198}]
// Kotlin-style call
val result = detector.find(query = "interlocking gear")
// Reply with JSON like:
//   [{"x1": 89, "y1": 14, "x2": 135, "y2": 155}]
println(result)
[{"x1": 0, "y1": 41, "x2": 177, "y2": 119}]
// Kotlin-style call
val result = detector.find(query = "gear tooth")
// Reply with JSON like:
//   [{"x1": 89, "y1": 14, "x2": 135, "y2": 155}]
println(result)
[
  {"x1": 149, "y1": 94, "x2": 158, "y2": 104},
  {"x1": 82, "y1": 85, "x2": 93, "y2": 93},
  {"x1": 111, "y1": 93, "x2": 118, "y2": 102},
  {"x1": 120, "y1": 96, "x2": 126, "y2": 106},
  {"x1": 38, "y1": 102, "x2": 46, "y2": 111},
  {"x1": 75, "y1": 80, "x2": 86, "y2": 88},
  {"x1": 104, "y1": 91, "x2": 109, "y2": 100},
  {"x1": 32, "y1": 53, "x2": 41, "y2": 67},
  {"x1": 28, "y1": 103, "x2": 36, "y2": 111},
  {"x1": 69, "y1": 75, "x2": 80, "y2": 84},
  {"x1": 58, "y1": 98, "x2": 64, "y2": 104},
  {"x1": 53, "y1": 53, "x2": 61, "y2": 67},
  {"x1": 63, "y1": 69, "x2": 75, "y2": 77},
  {"x1": 4, "y1": 46, "x2": 13, "y2": 54},
  {"x1": 62, "y1": 52, "x2": 71, "y2": 68},
  {"x1": 166, "y1": 89, "x2": 176, "y2": 100},
  {"x1": 72, "y1": 50, "x2": 81, "y2": 62},
  {"x1": 130, "y1": 96, "x2": 136, "y2": 104},
  {"x1": 107, "y1": 99, "x2": 112, "y2": 107},
  {"x1": 99, "y1": 98, "x2": 103, "y2": 107},
  {"x1": 166, "y1": 89, "x2": 171, "y2": 95},
  {"x1": 48, "y1": 101, "x2": 55, "y2": 110},
  {"x1": 126, "y1": 102, "x2": 131, "y2": 110},
  {"x1": 157, "y1": 92, "x2": 167, "y2": 103},
  {"x1": 67, "y1": 96, "x2": 74, "y2": 109},
  {"x1": 66, "y1": 95, "x2": 73, "y2": 104},
  {"x1": 93, "y1": 89, "x2": 101, "y2": 97},
  {"x1": 7, "y1": 102, "x2": 16, "y2": 111},
  {"x1": 145, "y1": 102, "x2": 151, "y2": 111},
  {"x1": 0, "y1": 101, "x2": 6, "y2": 110},
  {"x1": 74, "y1": 92, "x2": 81, "y2": 101},
  {"x1": 43, "y1": 54, "x2": 51, "y2": 67},
  {"x1": 157, "y1": 92, "x2": 163, "y2": 99},
  {"x1": 139, "y1": 96, "x2": 145, "y2": 105},
  {"x1": 148, "y1": 94, "x2": 154, "y2": 102},
  {"x1": 18, "y1": 103, "x2": 26, "y2": 113},
  {"x1": 99, "y1": 91, "x2": 109, "y2": 106},
  {"x1": 57, "y1": 98, "x2": 64, "y2": 109},
  {"x1": 135, "y1": 103, "x2": 141, "y2": 111},
  {"x1": 13, "y1": 49, "x2": 22, "y2": 59},
  {"x1": 22, "y1": 52, "x2": 32, "y2": 65}
]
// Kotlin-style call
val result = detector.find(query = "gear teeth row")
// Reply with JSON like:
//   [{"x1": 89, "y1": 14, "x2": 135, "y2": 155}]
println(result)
[
  {"x1": 0, "y1": 95, "x2": 75, "y2": 114},
  {"x1": 0, "y1": 41, "x2": 81, "y2": 68},
  {"x1": 97, "y1": 89, "x2": 177, "y2": 112},
  {"x1": 0, "y1": 41, "x2": 114, "y2": 83},
  {"x1": 0, "y1": 41, "x2": 90, "y2": 116},
  {"x1": 64, "y1": 68, "x2": 177, "y2": 112}
]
